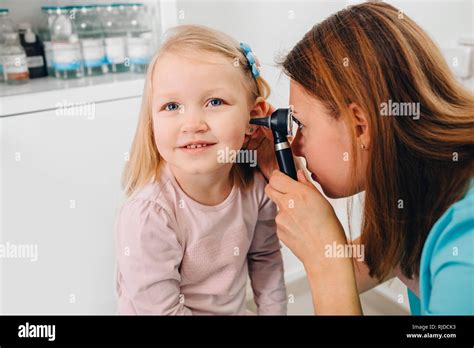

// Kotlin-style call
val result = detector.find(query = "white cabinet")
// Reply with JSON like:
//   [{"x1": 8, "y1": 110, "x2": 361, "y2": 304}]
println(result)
[{"x1": 0, "y1": 80, "x2": 142, "y2": 313}]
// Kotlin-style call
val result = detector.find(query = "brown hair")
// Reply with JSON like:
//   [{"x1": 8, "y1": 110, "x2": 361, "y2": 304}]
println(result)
[
  {"x1": 281, "y1": 1, "x2": 474, "y2": 280},
  {"x1": 122, "y1": 25, "x2": 271, "y2": 197}
]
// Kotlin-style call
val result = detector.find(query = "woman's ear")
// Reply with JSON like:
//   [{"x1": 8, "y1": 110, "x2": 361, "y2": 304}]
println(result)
[{"x1": 348, "y1": 103, "x2": 370, "y2": 150}]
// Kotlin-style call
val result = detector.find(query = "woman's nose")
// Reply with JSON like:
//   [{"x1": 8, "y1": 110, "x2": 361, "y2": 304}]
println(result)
[{"x1": 291, "y1": 129, "x2": 304, "y2": 157}]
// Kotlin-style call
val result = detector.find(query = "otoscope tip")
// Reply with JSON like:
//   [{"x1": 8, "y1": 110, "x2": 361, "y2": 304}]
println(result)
[{"x1": 249, "y1": 116, "x2": 271, "y2": 128}]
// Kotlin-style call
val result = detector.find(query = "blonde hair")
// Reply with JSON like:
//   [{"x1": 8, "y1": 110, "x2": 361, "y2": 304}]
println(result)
[{"x1": 122, "y1": 25, "x2": 271, "y2": 197}]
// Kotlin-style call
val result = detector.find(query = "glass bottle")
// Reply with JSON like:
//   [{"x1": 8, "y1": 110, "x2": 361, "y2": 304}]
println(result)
[
  {"x1": 72, "y1": 5, "x2": 108, "y2": 76},
  {"x1": 101, "y1": 3, "x2": 129, "y2": 73},
  {"x1": 125, "y1": 3, "x2": 153, "y2": 74},
  {"x1": 37, "y1": 6, "x2": 58, "y2": 76},
  {"x1": 2, "y1": 32, "x2": 29, "y2": 84},
  {"x1": 50, "y1": 6, "x2": 84, "y2": 79},
  {"x1": 0, "y1": 8, "x2": 16, "y2": 82}
]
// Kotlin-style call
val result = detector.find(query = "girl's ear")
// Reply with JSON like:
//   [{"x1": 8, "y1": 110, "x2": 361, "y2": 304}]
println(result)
[
  {"x1": 245, "y1": 97, "x2": 269, "y2": 137},
  {"x1": 250, "y1": 97, "x2": 270, "y2": 118},
  {"x1": 348, "y1": 102, "x2": 371, "y2": 150}
]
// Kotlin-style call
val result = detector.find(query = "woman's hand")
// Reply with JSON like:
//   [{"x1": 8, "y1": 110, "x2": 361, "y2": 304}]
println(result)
[
  {"x1": 265, "y1": 169, "x2": 362, "y2": 314},
  {"x1": 265, "y1": 169, "x2": 343, "y2": 264},
  {"x1": 244, "y1": 104, "x2": 278, "y2": 181}
]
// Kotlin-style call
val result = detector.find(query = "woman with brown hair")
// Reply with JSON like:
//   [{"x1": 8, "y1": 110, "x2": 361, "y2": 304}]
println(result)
[{"x1": 250, "y1": 1, "x2": 474, "y2": 314}]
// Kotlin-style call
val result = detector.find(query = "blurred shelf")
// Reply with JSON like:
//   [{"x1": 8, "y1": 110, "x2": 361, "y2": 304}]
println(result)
[{"x1": 0, "y1": 73, "x2": 145, "y2": 117}]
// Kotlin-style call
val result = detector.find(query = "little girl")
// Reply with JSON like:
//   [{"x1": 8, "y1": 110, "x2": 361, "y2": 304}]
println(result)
[{"x1": 115, "y1": 25, "x2": 287, "y2": 315}]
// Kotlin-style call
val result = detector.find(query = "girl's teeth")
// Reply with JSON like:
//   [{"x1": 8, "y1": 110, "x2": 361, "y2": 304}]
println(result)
[{"x1": 186, "y1": 144, "x2": 208, "y2": 149}]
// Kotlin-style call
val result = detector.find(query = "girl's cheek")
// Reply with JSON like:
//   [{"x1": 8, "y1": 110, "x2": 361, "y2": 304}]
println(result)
[
  {"x1": 153, "y1": 122, "x2": 175, "y2": 147},
  {"x1": 210, "y1": 117, "x2": 245, "y2": 144},
  {"x1": 154, "y1": 117, "x2": 176, "y2": 133},
  {"x1": 218, "y1": 134, "x2": 244, "y2": 151},
  {"x1": 227, "y1": 128, "x2": 247, "y2": 149}
]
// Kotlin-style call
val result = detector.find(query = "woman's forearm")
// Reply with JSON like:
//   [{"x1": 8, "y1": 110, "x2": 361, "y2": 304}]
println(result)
[
  {"x1": 304, "y1": 235, "x2": 395, "y2": 314},
  {"x1": 305, "y1": 256, "x2": 362, "y2": 314},
  {"x1": 303, "y1": 219, "x2": 363, "y2": 315}
]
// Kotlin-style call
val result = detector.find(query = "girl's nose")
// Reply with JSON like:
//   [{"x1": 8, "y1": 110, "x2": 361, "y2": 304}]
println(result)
[
  {"x1": 291, "y1": 129, "x2": 304, "y2": 157},
  {"x1": 181, "y1": 110, "x2": 209, "y2": 133}
]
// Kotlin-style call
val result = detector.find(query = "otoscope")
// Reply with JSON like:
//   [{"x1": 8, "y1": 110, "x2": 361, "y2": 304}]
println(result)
[{"x1": 249, "y1": 108, "x2": 297, "y2": 180}]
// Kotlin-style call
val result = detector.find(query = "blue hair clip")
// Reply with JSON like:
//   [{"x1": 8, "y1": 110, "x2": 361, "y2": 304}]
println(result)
[{"x1": 240, "y1": 42, "x2": 261, "y2": 79}]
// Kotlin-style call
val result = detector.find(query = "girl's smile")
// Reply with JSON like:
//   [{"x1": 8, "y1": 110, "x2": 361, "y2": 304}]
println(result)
[{"x1": 178, "y1": 141, "x2": 217, "y2": 153}]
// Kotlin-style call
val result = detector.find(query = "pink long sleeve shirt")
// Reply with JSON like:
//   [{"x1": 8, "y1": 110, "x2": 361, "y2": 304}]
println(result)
[{"x1": 115, "y1": 164, "x2": 287, "y2": 315}]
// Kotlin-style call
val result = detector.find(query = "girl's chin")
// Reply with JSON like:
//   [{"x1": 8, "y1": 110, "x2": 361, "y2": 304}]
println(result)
[{"x1": 170, "y1": 161, "x2": 231, "y2": 175}]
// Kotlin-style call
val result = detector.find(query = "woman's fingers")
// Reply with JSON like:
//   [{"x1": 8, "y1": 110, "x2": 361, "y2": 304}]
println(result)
[
  {"x1": 264, "y1": 183, "x2": 286, "y2": 209},
  {"x1": 268, "y1": 169, "x2": 302, "y2": 194},
  {"x1": 297, "y1": 169, "x2": 316, "y2": 189}
]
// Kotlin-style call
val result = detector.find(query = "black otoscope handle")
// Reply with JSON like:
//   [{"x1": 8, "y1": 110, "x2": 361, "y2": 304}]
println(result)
[{"x1": 275, "y1": 144, "x2": 297, "y2": 180}]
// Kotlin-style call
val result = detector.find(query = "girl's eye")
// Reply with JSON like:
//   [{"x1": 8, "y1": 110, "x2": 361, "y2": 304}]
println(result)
[
  {"x1": 164, "y1": 102, "x2": 180, "y2": 111},
  {"x1": 207, "y1": 98, "x2": 223, "y2": 107}
]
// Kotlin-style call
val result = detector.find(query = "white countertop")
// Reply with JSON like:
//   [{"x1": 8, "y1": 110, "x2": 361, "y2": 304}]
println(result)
[{"x1": 0, "y1": 73, "x2": 145, "y2": 117}]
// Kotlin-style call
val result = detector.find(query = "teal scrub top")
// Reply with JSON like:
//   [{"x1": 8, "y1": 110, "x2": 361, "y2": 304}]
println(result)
[{"x1": 408, "y1": 179, "x2": 474, "y2": 315}]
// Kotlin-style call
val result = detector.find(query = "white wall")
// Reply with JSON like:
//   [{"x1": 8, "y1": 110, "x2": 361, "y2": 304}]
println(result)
[{"x1": 349, "y1": 0, "x2": 474, "y2": 90}]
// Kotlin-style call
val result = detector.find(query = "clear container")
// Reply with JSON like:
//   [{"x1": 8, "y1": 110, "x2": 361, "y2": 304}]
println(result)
[
  {"x1": 100, "y1": 3, "x2": 129, "y2": 73},
  {"x1": 0, "y1": 8, "x2": 15, "y2": 44},
  {"x1": 37, "y1": 6, "x2": 58, "y2": 76},
  {"x1": 124, "y1": 3, "x2": 153, "y2": 74},
  {"x1": 51, "y1": 6, "x2": 84, "y2": 79},
  {"x1": 72, "y1": 5, "x2": 108, "y2": 76},
  {"x1": 0, "y1": 8, "x2": 16, "y2": 82},
  {"x1": 2, "y1": 32, "x2": 29, "y2": 85}
]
